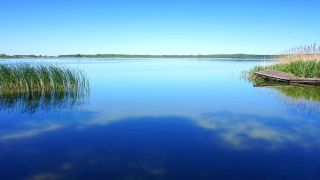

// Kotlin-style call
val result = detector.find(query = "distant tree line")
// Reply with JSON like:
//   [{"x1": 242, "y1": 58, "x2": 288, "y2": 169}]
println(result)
[
  {"x1": 57, "y1": 54, "x2": 278, "y2": 59},
  {"x1": 0, "y1": 53, "x2": 278, "y2": 59},
  {"x1": 0, "y1": 54, "x2": 54, "y2": 58}
]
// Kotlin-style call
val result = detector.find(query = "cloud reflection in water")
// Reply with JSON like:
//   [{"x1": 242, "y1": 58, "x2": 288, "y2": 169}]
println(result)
[
  {"x1": 196, "y1": 111, "x2": 320, "y2": 150},
  {"x1": 1, "y1": 109, "x2": 320, "y2": 152}
]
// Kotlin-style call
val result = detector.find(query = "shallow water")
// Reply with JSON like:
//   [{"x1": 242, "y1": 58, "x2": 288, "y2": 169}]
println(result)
[{"x1": 0, "y1": 58, "x2": 320, "y2": 180}]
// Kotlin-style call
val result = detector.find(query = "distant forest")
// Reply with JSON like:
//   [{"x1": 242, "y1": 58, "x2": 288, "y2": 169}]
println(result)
[{"x1": 0, "y1": 54, "x2": 278, "y2": 59}]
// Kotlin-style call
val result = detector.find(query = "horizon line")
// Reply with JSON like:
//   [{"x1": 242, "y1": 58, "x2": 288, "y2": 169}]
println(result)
[{"x1": 1, "y1": 53, "x2": 278, "y2": 57}]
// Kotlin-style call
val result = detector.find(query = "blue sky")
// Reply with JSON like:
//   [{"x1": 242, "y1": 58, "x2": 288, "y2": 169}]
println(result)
[{"x1": 0, "y1": 0, "x2": 319, "y2": 55}]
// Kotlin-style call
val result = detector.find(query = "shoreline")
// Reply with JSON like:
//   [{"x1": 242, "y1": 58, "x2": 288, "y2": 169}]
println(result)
[
  {"x1": 0, "y1": 54, "x2": 278, "y2": 60},
  {"x1": 0, "y1": 57, "x2": 275, "y2": 62}
]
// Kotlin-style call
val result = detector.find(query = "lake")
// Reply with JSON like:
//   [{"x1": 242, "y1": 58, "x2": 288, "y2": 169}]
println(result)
[{"x1": 0, "y1": 58, "x2": 320, "y2": 180}]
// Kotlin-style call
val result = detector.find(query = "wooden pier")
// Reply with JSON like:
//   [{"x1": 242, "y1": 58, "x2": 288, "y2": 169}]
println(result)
[{"x1": 254, "y1": 69, "x2": 320, "y2": 85}]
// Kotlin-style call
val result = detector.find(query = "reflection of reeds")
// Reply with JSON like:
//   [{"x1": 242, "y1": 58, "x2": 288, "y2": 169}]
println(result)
[
  {"x1": 0, "y1": 64, "x2": 90, "y2": 113},
  {"x1": 263, "y1": 85, "x2": 320, "y2": 115},
  {"x1": 273, "y1": 85, "x2": 320, "y2": 102}
]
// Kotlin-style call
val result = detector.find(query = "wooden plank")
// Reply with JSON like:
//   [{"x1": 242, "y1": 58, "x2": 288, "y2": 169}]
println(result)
[
  {"x1": 255, "y1": 70, "x2": 295, "y2": 81},
  {"x1": 254, "y1": 69, "x2": 320, "y2": 86}
]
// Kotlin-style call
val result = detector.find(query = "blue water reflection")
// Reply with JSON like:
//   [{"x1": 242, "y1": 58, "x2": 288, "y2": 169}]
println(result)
[{"x1": 0, "y1": 59, "x2": 319, "y2": 179}]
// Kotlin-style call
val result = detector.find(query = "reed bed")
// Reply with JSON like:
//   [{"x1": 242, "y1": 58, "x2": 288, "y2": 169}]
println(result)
[
  {"x1": 247, "y1": 44, "x2": 320, "y2": 80},
  {"x1": 278, "y1": 43, "x2": 320, "y2": 63},
  {"x1": 0, "y1": 64, "x2": 89, "y2": 113},
  {"x1": 277, "y1": 44, "x2": 320, "y2": 76}
]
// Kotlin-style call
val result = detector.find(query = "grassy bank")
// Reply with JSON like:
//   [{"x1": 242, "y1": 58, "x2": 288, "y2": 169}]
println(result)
[
  {"x1": 249, "y1": 44, "x2": 320, "y2": 80},
  {"x1": 250, "y1": 60, "x2": 320, "y2": 78}
]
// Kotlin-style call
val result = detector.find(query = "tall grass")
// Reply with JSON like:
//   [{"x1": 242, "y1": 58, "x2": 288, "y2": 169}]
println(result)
[
  {"x1": 248, "y1": 60, "x2": 320, "y2": 78},
  {"x1": 278, "y1": 43, "x2": 320, "y2": 63},
  {"x1": 247, "y1": 44, "x2": 320, "y2": 80},
  {"x1": 0, "y1": 64, "x2": 89, "y2": 113}
]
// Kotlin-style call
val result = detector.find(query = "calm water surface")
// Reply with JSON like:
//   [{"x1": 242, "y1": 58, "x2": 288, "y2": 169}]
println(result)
[{"x1": 0, "y1": 59, "x2": 320, "y2": 180}]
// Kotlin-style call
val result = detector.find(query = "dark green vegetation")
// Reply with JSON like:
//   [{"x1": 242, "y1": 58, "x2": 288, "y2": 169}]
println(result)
[
  {"x1": 0, "y1": 54, "x2": 54, "y2": 59},
  {"x1": 57, "y1": 54, "x2": 277, "y2": 59},
  {"x1": 245, "y1": 44, "x2": 320, "y2": 112},
  {"x1": 249, "y1": 44, "x2": 320, "y2": 82},
  {"x1": 0, "y1": 64, "x2": 89, "y2": 112},
  {"x1": 250, "y1": 60, "x2": 320, "y2": 79},
  {"x1": 0, "y1": 53, "x2": 277, "y2": 59}
]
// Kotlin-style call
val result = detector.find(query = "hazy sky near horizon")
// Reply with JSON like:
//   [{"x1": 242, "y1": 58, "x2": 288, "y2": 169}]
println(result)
[{"x1": 1, "y1": 0, "x2": 320, "y2": 55}]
